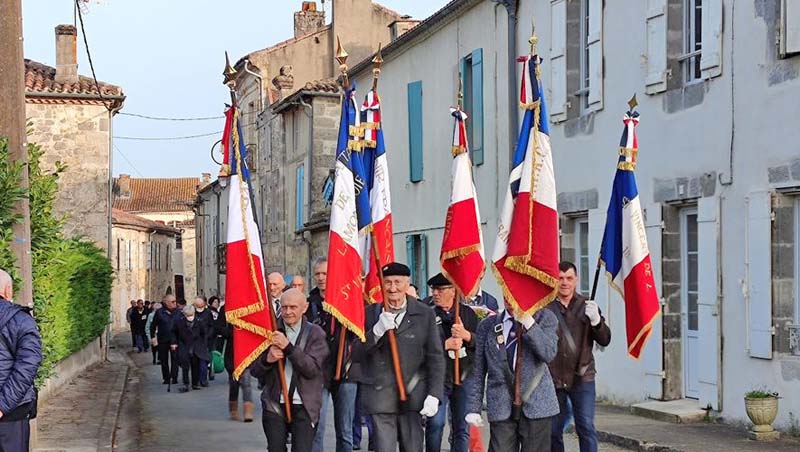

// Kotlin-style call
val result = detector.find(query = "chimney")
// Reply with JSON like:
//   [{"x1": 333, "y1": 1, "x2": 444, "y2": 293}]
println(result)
[
  {"x1": 54, "y1": 24, "x2": 78, "y2": 84},
  {"x1": 117, "y1": 174, "x2": 131, "y2": 199},
  {"x1": 294, "y1": 2, "x2": 326, "y2": 38},
  {"x1": 389, "y1": 16, "x2": 419, "y2": 42},
  {"x1": 272, "y1": 65, "x2": 295, "y2": 100}
]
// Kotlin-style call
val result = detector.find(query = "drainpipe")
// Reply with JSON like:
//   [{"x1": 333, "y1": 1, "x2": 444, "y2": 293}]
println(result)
[
  {"x1": 244, "y1": 60, "x2": 265, "y2": 177},
  {"x1": 298, "y1": 96, "x2": 314, "y2": 281},
  {"x1": 493, "y1": 0, "x2": 519, "y2": 166}
]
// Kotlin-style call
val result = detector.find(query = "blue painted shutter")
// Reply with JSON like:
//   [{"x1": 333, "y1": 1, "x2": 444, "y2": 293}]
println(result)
[
  {"x1": 747, "y1": 191, "x2": 773, "y2": 359},
  {"x1": 471, "y1": 48, "x2": 484, "y2": 165},
  {"x1": 296, "y1": 164, "x2": 304, "y2": 230},
  {"x1": 697, "y1": 197, "x2": 720, "y2": 408},
  {"x1": 407, "y1": 81, "x2": 424, "y2": 182}
]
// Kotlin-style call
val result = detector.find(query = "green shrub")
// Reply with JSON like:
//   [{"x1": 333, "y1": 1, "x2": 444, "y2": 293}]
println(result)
[
  {"x1": 0, "y1": 137, "x2": 112, "y2": 385},
  {"x1": 745, "y1": 388, "x2": 779, "y2": 399}
]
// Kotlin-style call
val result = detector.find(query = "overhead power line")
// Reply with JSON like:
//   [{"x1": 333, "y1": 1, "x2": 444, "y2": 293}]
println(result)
[
  {"x1": 74, "y1": 0, "x2": 112, "y2": 112},
  {"x1": 114, "y1": 131, "x2": 223, "y2": 141},
  {"x1": 119, "y1": 112, "x2": 225, "y2": 121},
  {"x1": 113, "y1": 144, "x2": 145, "y2": 177}
]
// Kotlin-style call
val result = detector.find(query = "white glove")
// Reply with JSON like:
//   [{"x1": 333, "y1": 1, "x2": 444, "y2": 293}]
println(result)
[
  {"x1": 447, "y1": 348, "x2": 468, "y2": 359},
  {"x1": 585, "y1": 300, "x2": 601, "y2": 326},
  {"x1": 419, "y1": 395, "x2": 440, "y2": 417},
  {"x1": 372, "y1": 311, "x2": 397, "y2": 339},
  {"x1": 518, "y1": 314, "x2": 536, "y2": 330},
  {"x1": 465, "y1": 413, "x2": 484, "y2": 427}
]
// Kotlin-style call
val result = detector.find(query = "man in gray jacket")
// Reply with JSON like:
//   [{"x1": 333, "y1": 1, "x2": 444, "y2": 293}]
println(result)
[{"x1": 464, "y1": 303, "x2": 559, "y2": 452}]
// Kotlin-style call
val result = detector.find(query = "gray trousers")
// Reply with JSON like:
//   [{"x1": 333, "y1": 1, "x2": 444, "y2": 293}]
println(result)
[
  {"x1": 489, "y1": 416, "x2": 551, "y2": 452},
  {"x1": 372, "y1": 412, "x2": 423, "y2": 452},
  {"x1": 0, "y1": 418, "x2": 30, "y2": 452}
]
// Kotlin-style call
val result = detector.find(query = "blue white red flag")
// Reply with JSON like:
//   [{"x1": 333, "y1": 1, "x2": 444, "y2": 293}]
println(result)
[
  {"x1": 492, "y1": 54, "x2": 559, "y2": 317},
  {"x1": 441, "y1": 107, "x2": 485, "y2": 298},
  {"x1": 361, "y1": 89, "x2": 394, "y2": 304},
  {"x1": 223, "y1": 105, "x2": 275, "y2": 379},
  {"x1": 324, "y1": 85, "x2": 367, "y2": 340},
  {"x1": 599, "y1": 110, "x2": 660, "y2": 359}
]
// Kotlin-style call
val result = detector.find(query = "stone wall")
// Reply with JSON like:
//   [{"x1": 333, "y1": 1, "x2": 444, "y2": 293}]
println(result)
[
  {"x1": 137, "y1": 211, "x2": 197, "y2": 299},
  {"x1": 110, "y1": 226, "x2": 175, "y2": 330},
  {"x1": 26, "y1": 102, "x2": 112, "y2": 250}
]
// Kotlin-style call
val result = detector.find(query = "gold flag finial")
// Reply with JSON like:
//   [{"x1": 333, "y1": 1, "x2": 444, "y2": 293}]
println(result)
[
  {"x1": 223, "y1": 51, "x2": 237, "y2": 86},
  {"x1": 372, "y1": 43, "x2": 383, "y2": 91},
  {"x1": 528, "y1": 16, "x2": 538, "y2": 54},
  {"x1": 628, "y1": 93, "x2": 638, "y2": 111},
  {"x1": 336, "y1": 36, "x2": 350, "y2": 89}
]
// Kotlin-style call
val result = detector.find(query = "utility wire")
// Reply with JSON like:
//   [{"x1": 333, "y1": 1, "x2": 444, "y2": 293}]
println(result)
[
  {"x1": 74, "y1": 0, "x2": 113, "y2": 112},
  {"x1": 113, "y1": 144, "x2": 145, "y2": 177},
  {"x1": 119, "y1": 112, "x2": 225, "y2": 121},
  {"x1": 114, "y1": 131, "x2": 223, "y2": 141}
]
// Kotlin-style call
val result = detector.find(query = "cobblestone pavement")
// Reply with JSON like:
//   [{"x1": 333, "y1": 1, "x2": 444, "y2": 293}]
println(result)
[{"x1": 33, "y1": 340, "x2": 128, "y2": 452}]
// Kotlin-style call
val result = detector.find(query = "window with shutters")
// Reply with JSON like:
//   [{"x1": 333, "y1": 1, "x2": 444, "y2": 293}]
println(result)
[
  {"x1": 406, "y1": 234, "x2": 428, "y2": 298},
  {"x1": 551, "y1": 0, "x2": 603, "y2": 122},
  {"x1": 681, "y1": 0, "x2": 703, "y2": 83},
  {"x1": 176, "y1": 234, "x2": 183, "y2": 250},
  {"x1": 461, "y1": 49, "x2": 484, "y2": 165},
  {"x1": 407, "y1": 81, "x2": 424, "y2": 182},
  {"x1": 166, "y1": 244, "x2": 171, "y2": 271},
  {"x1": 296, "y1": 164, "x2": 305, "y2": 231},
  {"x1": 116, "y1": 239, "x2": 121, "y2": 270},
  {"x1": 781, "y1": 0, "x2": 800, "y2": 58},
  {"x1": 575, "y1": 218, "x2": 590, "y2": 294},
  {"x1": 126, "y1": 241, "x2": 132, "y2": 271}
]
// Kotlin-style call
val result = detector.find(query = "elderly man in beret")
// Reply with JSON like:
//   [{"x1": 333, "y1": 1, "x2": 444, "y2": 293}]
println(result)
[
  {"x1": 355, "y1": 262, "x2": 445, "y2": 452},
  {"x1": 425, "y1": 273, "x2": 480, "y2": 452}
]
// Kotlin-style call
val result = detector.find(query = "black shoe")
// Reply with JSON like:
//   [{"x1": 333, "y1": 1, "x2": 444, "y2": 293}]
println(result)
[
  {"x1": 192, "y1": 385, "x2": 200, "y2": 390},
  {"x1": 209, "y1": 374, "x2": 215, "y2": 381},
  {"x1": 353, "y1": 446, "x2": 361, "y2": 451},
  {"x1": 179, "y1": 386, "x2": 190, "y2": 393},
  {"x1": 171, "y1": 378, "x2": 178, "y2": 384},
  {"x1": 162, "y1": 380, "x2": 169, "y2": 385},
  {"x1": 200, "y1": 381, "x2": 209, "y2": 388}
]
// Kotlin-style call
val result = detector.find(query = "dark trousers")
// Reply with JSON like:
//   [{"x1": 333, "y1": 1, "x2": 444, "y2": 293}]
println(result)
[
  {"x1": 352, "y1": 388, "x2": 374, "y2": 449},
  {"x1": 425, "y1": 385, "x2": 469, "y2": 452},
  {"x1": 130, "y1": 328, "x2": 136, "y2": 347},
  {"x1": 372, "y1": 412, "x2": 423, "y2": 452},
  {"x1": 157, "y1": 344, "x2": 178, "y2": 382},
  {"x1": 134, "y1": 333, "x2": 146, "y2": 352},
  {"x1": 551, "y1": 380, "x2": 598, "y2": 452},
  {"x1": 183, "y1": 356, "x2": 201, "y2": 386},
  {"x1": 0, "y1": 418, "x2": 30, "y2": 452},
  {"x1": 489, "y1": 415, "x2": 551, "y2": 452},
  {"x1": 151, "y1": 344, "x2": 158, "y2": 364},
  {"x1": 262, "y1": 404, "x2": 317, "y2": 452}
]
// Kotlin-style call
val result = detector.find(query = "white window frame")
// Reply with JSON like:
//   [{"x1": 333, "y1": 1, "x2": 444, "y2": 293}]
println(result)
[
  {"x1": 578, "y1": 0, "x2": 591, "y2": 111},
  {"x1": 575, "y1": 217, "x2": 591, "y2": 294},
  {"x1": 681, "y1": 208, "x2": 699, "y2": 332},
  {"x1": 681, "y1": 0, "x2": 703, "y2": 84}
]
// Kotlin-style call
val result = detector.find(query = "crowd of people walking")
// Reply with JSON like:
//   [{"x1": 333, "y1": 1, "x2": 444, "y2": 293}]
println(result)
[{"x1": 131, "y1": 257, "x2": 608, "y2": 452}]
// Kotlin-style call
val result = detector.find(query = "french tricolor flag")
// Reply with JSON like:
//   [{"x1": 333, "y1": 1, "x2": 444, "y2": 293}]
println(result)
[
  {"x1": 362, "y1": 89, "x2": 394, "y2": 304},
  {"x1": 492, "y1": 54, "x2": 559, "y2": 317},
  {"x1": 223, "y1": 106, "x2": 275, "y2": 379},
  {"x1": 440, "y1": 107, "x2": 485, "y2": 297},
  {"x1": 599, "y1": 110, "x2": 660, "y2": 359},
  {"x1": 324, "y1": 86, "x2": 367, "y2": 340}
]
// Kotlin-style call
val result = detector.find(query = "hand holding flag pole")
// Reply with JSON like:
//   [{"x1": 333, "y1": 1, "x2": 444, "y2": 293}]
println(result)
[{"x1": 223, "y1": 54, "x2": 292, "y2": 423}]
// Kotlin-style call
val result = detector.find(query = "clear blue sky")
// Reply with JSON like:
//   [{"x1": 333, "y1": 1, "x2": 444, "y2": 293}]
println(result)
[{"x1": 22, "y1": 0, "x2": 449, "y2": 178}]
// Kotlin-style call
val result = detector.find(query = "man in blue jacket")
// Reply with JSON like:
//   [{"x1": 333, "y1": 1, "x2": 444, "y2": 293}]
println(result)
[{"x1": 0, "y1": 269, "x2": 43, "y2": 452}]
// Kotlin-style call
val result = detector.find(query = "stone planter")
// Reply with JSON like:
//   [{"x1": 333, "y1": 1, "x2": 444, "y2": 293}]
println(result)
[{"x1": 745, "y1": 396, "x2": 779, "y2": 440}]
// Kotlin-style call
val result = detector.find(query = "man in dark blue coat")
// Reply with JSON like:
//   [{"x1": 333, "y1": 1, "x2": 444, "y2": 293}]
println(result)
[
  {"x1": 150, "y1": 294, "x2": 179, "y2": 384},
  {"x1": 0, "y1": 269, "x2": 42, "y2": 452}
]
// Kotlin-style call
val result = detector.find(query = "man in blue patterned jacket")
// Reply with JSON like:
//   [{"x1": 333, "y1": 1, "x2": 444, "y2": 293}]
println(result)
[
  {"x1": 464, "y1": 302, "x2": 559, "y2": 452},
  {"x1": 0, "y1": 269, "x2": 42, "y2": 452}
]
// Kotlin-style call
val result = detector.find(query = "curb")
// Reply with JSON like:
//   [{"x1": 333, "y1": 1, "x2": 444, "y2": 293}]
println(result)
[
  {"x1": 598, "y1": 429, "x2": 683, "y2": 452},
  {"x1": 96, "y1": 346, "x2": 133, "y2": 450}
]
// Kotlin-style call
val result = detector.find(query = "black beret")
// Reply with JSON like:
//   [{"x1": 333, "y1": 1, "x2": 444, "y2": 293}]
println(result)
[
  {"x1": 427, "y1": 273, "x2": 453, "y2": 288},
  {"x1": 382, "y1": 262, "x2": 411, "y2": 277}
]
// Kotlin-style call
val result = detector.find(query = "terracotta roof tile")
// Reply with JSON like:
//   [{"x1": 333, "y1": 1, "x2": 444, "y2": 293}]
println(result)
[
  {"x1": 112, "y1": 209, "x2": 180, "y2": 234},
  {"x1": 24, "y1": 59, "x2": 123, "y2": 98},
  {"x1": 302, "y1": 78, "x2": 340, "y2": 93},
  {"x1": 113, "y1": 177, "x2": 200, "y2": 213}
]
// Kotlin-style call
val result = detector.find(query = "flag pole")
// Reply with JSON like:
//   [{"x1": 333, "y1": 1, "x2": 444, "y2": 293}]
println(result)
[
  {"x1": 223, "y1": 53, "x2": 292, "y2": 423},
  {"x1": 451, "y1": 78, "x2": 465, "y2": 386}
]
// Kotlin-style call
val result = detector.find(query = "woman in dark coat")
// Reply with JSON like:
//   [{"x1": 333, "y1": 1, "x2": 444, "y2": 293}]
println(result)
[{"x1": 171, "y1": 305, "x2": 211, "y2": 393}]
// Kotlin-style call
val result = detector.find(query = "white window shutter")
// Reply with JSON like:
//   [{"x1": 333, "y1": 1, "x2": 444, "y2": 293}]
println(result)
[
  {"x1": 645, "y1": 0, "x2": 668, "y2": 94},
  {"x1": 697, "y1": 197, "x2": 720, "y2": 410},
  {"x1": 747, "y1": 191, "x2": 773, "y2": 359},
  {"x1": 549, "y1": 0, "x2": 567, "y2": 122},
  {"x1": 643, "y1": 205, "x2": 664, "y2": 400},
  {"x1": 146, "y1": 242, "x2": 152, "y2": 270},
  {"x1": 587, "y1": 0, "x2": 603, "y2": 110},
  {"x1": 701, "y1": 0, "x2": 723, "y2": 79},
  {"x1": 781, "y1": 0, "x2": 800, "y2": 56}
]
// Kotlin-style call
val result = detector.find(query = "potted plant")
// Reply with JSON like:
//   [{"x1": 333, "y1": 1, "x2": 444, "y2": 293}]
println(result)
[{"x1": 745, "y1": 388, "x2": 779, "y2": 437}]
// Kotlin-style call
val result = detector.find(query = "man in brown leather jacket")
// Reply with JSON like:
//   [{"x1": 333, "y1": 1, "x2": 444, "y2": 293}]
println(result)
[{"x1": 546, "y1": 262, "x2": 611, "y2": 452}]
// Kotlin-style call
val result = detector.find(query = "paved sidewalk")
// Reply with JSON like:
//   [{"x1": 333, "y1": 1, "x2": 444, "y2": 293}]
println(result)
[
  {"x1": 595, "y1": 404, "x2": 800, "y2": 452},
  {"x1": 33, "y1": 335, "x2": 129, "y2": 452}
]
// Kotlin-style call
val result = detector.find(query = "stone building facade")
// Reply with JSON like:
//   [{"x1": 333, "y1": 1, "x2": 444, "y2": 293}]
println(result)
[
  {"x1": 24, "y1": 24, "x2": 125, "y2": 251},
  {"x1": 195, "y1": 180, "x2": 229, "y2": 299},
  {"x1": 111, "y1": 209, "x2": 178, "y2": 330},
  {"x1": 113, "y1": 175, "x2": 204, "y2": 300},
  {"x1": 348, "y1": 0, "x2": 800, "y2": 428},
  {"x1": 258, "y1": 80, "x2": 341, "y2": 281}
]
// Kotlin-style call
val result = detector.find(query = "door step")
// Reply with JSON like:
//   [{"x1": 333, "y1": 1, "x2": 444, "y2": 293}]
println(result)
[{"x1": 631, "y1": 399, "x2": 708, "y2": 424}]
